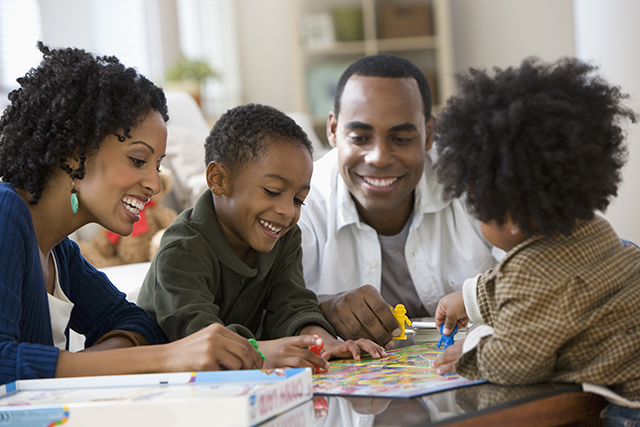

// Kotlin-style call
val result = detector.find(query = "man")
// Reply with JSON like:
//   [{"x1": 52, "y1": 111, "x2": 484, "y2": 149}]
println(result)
[{"x1": 299, "y1": 54, "x2": 497, "y2": 349}]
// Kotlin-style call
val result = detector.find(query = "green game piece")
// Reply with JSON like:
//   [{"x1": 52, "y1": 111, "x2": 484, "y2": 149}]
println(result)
[{"x1": 248, "y1": 338, "x2": 266, "y2": 360}]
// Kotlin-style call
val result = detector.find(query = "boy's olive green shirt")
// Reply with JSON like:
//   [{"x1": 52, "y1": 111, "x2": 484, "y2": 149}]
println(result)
[
  {"x1": 137, "y1": 190, "x2": 336, "y2": 341},
  {"x1": 456, "y1": 215, "x2": 640, "y2": 402}
]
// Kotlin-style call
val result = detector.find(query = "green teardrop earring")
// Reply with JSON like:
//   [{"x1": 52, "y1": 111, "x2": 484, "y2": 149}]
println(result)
[{"x1": 70, "y1": 179, "x2": 79, "y2": 214}]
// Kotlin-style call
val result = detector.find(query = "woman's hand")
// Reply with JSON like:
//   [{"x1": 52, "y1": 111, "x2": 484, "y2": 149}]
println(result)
[
  {"x1": 432, "y1": 339, "x2": 464, "y2": 375},
  {"x1": 257, "y1": 335, "x2": 331, "y2": 372},
  {"x1": 434, "y1": 291, "x2": 469, "y2": 335},
  {"x1": 163, "y1": 323, "x2": 264, "y2": 371}
]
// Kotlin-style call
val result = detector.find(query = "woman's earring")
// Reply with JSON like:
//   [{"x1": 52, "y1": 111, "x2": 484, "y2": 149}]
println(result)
[{"x1": 70, "y1": 179, "x2": 79, "y2": 214}]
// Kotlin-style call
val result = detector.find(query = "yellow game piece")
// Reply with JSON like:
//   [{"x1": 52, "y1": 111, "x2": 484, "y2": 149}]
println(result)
[{"x1": 390, "y1": 304, "x2": 411, "y2": 340}]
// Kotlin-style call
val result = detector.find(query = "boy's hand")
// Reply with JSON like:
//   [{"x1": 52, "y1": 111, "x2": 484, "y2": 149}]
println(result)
[
  {"x1": 257, "y1": 336, "x2": 331, "y2": 373},
  {"x1": 321, "y1": 337, "x2": 387, "y2": 361},
  {"x1": 165, "y1": 323, "x2": 264, "y2": 371},
  {"x1": 435, "y1": 291, "x2": 469, "y2": 335},
  {"x1": 432, "y1": 339, "x2": 464, "y2": 375},
  {"x1": 300, "y1": 324, "x2": 386, "y2": 361}
]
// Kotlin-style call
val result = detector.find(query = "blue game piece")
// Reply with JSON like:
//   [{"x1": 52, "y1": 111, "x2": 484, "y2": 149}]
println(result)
[{"x1": 437, "y1": 324, "x2": 458, "y2": 349}]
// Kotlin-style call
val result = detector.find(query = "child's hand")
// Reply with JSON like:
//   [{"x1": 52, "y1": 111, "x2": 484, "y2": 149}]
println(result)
[
  {"x1": 435, "y1": 291, "x2": 469, "y2": 335},
  {"x1": 432, "y1": 339, "x2": 464, "y2": 375},
  {"x1": 257, "y1": 336, "x2": 331, "y2": 372},
  {"x1": 165, "y1": 323, "x2": 264, "y2": 371},
  {"x1": 322, "y1": 338, "x2": 387, "y2": 361}
]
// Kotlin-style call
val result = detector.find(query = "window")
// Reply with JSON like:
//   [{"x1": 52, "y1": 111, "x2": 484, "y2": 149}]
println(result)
[
  {"x1": 176, "y1": 0, "x2": 241, "y2": 116},
  {"x1": 0, "y1": 0, "x2": 42, "y2": 94}
]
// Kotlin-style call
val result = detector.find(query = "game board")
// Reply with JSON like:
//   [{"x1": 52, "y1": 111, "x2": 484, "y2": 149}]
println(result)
[{"x1": 312, "y1": 342, "x2": 484, "y2": 398}]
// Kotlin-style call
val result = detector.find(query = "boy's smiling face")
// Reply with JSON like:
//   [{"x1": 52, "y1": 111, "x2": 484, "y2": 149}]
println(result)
[{"x1": 207, "y1": 140, "x2": 312, "y2": 264}]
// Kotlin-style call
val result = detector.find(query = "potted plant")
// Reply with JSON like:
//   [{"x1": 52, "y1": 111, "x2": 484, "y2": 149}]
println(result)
[{"x1": 164, "y1": 58, "x2": 219, "y2": 106}]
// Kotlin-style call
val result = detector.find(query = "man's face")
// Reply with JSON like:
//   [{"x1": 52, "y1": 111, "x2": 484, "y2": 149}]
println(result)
[{"x1": 327, "y1": 75, "x2": 434, "y2": 230}]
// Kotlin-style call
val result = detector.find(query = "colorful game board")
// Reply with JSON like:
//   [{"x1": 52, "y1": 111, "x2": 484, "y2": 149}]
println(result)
[{"x1": 312, "y1": 342, "x2": 484, "y2": 398}]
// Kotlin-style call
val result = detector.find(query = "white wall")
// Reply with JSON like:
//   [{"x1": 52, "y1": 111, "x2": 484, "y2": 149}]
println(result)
[
  {"x1": 574, "y1": 0, "x2": 640, "y2": 243},
  {"x1": 235, "y1": 0, "x2": 297, "y2": 111},
  {"x1": 450, "y1": 0, "x2": 575, "y2": 74}
]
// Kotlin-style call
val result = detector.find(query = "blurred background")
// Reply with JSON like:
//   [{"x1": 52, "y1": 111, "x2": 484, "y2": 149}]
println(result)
[{"x1": 0, "y1": 0, "x2": 638, "y2": 243}]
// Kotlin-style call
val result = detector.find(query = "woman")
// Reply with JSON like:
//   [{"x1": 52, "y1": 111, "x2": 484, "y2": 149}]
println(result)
[{"x1": 0, "y1": 43, "x2": 263, "y2": 385}]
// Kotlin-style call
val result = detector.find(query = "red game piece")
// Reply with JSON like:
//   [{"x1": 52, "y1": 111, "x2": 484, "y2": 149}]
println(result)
[{"x1": 309, "y1": 334, "x2": 328, "y2": 373}]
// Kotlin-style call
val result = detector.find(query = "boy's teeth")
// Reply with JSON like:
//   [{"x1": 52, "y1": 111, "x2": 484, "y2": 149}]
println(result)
[
  {"x1": 364, "y1": 177, "x2": 398, "y2": 187},
  {"x1": 259, "y1": 219, "x2": 283, "y2": 233}
]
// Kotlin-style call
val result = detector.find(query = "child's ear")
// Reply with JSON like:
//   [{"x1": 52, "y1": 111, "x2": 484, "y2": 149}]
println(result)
[{"x1": 206, "y1": 161, "x2": 228, "y2": 196}]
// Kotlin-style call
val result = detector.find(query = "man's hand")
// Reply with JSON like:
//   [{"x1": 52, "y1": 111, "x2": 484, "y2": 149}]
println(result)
[{"x1": 318, "y1": 285, "x2": 400, "y2": 349}]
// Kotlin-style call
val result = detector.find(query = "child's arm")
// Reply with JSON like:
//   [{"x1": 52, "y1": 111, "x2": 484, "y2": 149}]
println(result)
[
  {"x1": 434, "y1": 291, "x2": 468, "y2": 335},
  {"x1": 454, "y1": 271, "x2": 569, "y2": 384},
  {"x1": 256, "y1": 326, "x2": 386, "y2": 372},
  {"x1": 435, "y1": 274, "x2": 484, "y2": 335},
  {"x1": 137, "y1": 237, "x2": 236, "y2": 341}
]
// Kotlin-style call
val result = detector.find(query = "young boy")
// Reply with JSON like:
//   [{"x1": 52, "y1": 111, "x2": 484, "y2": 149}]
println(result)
[
  {"x1": 431, "y1": 58, "x2": 640, "y2": 423},
  {"x1": 138, "y1": 104, "x2": 384, "y2": 372}
]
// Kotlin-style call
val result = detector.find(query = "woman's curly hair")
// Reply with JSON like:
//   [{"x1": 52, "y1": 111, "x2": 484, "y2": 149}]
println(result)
[
  {"x1": 0, "y1": 42, "x2": 169, "y2": 204},
  {"x1": 434, "y1": 57, "x2": 636, "y2": 238}
]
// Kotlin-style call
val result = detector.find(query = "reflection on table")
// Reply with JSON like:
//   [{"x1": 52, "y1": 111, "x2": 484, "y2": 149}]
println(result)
[{"x1": 312, "y1": 382, "x2": 604, "y2": 427}]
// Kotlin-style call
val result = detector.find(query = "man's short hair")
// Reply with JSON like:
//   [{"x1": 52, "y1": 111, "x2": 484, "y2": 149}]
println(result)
[{"x1": 334, "y1": 54, "x2": 432, "y2": 120}]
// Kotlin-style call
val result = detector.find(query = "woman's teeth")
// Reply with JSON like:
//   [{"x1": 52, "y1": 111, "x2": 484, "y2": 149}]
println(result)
[{"x1": 122, "y1": 196, "x2": 145, "y2": 214}]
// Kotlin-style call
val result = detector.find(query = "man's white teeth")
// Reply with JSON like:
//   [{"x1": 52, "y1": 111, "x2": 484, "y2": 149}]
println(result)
[
  {"x1": 259, "y1": 219, "x2": 283, "y2": 233},
  {"x1": 122, "y1": 196, "x2": 145, "y2": 215},
  {"x1": 364, "y1": 177, "x2": 398, "y2": 187}
]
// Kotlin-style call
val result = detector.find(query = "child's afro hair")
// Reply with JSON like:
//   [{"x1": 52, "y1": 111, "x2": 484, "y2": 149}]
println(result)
[
  {"x1": 0, "y1": 42, "x2": 168, "y2": 204},
  {"x1": 205, "y1": 103, "x2": 312, "y2": 172},
  {"x1": 434, "y1": 57, "x2": 636, "y2": 238}
]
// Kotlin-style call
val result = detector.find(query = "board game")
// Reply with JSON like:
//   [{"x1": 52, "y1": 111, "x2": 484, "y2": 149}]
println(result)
[{"x1": 313, "y1": 342, "x2": 484, "y2": 398}]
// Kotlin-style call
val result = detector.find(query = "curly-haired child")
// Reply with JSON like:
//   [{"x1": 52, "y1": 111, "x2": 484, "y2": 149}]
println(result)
[
  {"x1": 0, "y1": 42, "x2": 266, "y2": 385},
  {"x1": 431, "y1": 57, "x2": 640, "y2": 424},
  {"x1": 138, "y1": 103, "x2": 385, "y2": 371}
]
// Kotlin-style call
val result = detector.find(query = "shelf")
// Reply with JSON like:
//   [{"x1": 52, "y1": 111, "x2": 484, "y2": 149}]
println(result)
[
  {"x1": 304, "y1": 41, "x2": 367, "y2": 57},
  {"x1": 376, "y1": 36, "x2": 439, "y2": 52},
  {"x1": 303, "y1": 35, "x2": 439, "y2": 57},
  {"x1": 291, "y1": 0, "x2": 454, "y2": 118}
]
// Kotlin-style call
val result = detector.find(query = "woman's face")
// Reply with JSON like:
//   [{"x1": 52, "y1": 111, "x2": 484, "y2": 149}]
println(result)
[{"x1": 76, "y1": 110, "x2": 167, "y2": 236}]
